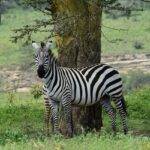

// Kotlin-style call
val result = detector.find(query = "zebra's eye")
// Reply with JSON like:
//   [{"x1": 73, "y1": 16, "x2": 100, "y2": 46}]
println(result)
[
  {"x1": 45, "y1": 53, "x2": 49, "y2": 58},
  {"x1": 34, "y1": 54, "x2": 38, "y2": 58}
]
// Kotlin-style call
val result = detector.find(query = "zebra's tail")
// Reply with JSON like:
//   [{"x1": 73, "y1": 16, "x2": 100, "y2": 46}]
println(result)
[{"x1": 121, "y1": 96, "x2": 127, "y2": 114}]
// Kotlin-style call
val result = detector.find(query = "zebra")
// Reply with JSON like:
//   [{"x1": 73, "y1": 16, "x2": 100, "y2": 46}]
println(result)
[
  {"x1": 43, "y1": 87, "x2": 51, "y2": 136},
  {"x1": 32, "y1": 41, "x2": 128, "y2": 137}
]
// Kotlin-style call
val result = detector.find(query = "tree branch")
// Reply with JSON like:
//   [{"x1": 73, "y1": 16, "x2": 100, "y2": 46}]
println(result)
[
  {"x1": 11, "y1": 0, "x2": 145, "y2": 44},
  {"x1": 101, "y1": 31, "x2": 115, "y2": 43},
  {"x1": 141, "y1": 0, "x2": 150, "y2": 2},
  {"x1": 102, "y1": 24, "x2": 128, "y2": 31},
  {"x1": 104, "y1": 5, "x2": 144, "y2": 12}
]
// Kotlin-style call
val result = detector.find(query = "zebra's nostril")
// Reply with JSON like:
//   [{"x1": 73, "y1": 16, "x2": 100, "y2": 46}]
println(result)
[
  {"x1": 39, "y1": 65, "x2": 44, "y2": 70},
  {"x1": 37, "y1": 65, "x2": 45, "y2": 78}
]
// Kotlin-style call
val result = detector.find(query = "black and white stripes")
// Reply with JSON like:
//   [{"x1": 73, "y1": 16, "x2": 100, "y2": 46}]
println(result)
[{"x1": 32, "y1": 41, "x2": 128, "y2": 137}]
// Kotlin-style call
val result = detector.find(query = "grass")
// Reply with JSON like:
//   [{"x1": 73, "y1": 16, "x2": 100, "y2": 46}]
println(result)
[
  {"x1": 0, "y1": 133, "x2": 150, "y2": 150},
  {"x1": 0, "y1": 87, "x2": 149, "y2": 148},
  {"x1": 0, "y1": 93, "x2": 42, "y2": 145},
  {"x1": 126, "y1": 86, "x2": 150, "y2": 120},
  {"x1": 101, "y1": 10, "x2": 150, "y2": 55}
]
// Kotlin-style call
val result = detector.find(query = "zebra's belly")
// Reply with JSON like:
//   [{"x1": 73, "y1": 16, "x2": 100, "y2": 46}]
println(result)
[
  {"x1": 47, "y1": 86, "x2": 103, "y2": 105},
  {"x1": 71, "y1": 97, "x2": 100, "y2": 106},
  {"x1": 48, "y1": 92, "x2": 62, "y2": 102}
]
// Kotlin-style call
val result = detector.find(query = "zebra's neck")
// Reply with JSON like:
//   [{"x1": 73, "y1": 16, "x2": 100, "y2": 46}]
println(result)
[{"x1": 44, "y1": 55, "x2": 59, "y2": 90}]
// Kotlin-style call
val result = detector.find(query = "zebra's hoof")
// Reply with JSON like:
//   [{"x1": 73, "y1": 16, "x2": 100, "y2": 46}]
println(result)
[
  {"x1": 45, "y1": 132, "x2": 49, "y2": 137},
  {"x1": 66, "y1": 132, "x2": 73, "y2": 138},
  {"x1": 124, "y1": 128, "x2": 128, "y2": 135}
]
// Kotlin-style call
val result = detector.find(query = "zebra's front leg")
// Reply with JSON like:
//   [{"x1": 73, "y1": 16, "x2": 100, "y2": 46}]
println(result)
[
  {"x1": 101, "y1": 95, "x2": 116, "y2": 134},
  {"x1": 43, "y1": 86, "x2": 51, "y2": 136},
  {"x1": 44, "y1": 96, "x2": 51, "y2": 136},
  {"x1": 49, "y1": 100, "x2": 59, "y2": 134},
  {"x1": 62, "y1": 98, "x2": 73, "y2": 137}
]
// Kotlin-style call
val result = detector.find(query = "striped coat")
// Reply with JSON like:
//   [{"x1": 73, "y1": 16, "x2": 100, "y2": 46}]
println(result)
[{"x1": 32, "y1": 41, "x2": 128, "y2": 137}]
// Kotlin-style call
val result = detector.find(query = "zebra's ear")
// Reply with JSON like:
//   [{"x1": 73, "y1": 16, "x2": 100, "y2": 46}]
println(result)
[
  {"x1": 32, "y1": 41, "x2": 40, "y2": 50},
  {"x1": 46, "y1": 40, "x2": 56, "y2": 50}
]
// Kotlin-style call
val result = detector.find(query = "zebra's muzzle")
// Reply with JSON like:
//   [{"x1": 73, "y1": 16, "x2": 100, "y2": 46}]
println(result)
[{"x1": 37, "y1": 65, "x2": 45, "y2": 78}]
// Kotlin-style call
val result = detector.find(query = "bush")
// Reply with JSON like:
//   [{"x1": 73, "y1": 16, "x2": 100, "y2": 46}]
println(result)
[
  {"x1": 125, "y1": 86, "x2": 150, "y2": 120},
  {"x1": 30, "y1": 84, "x2": 42, "y2": 99},
  {"x1": 134, "y1": 41, "x2": 144, "y2": 49},
  {"x1": 7, "y1": 92, "x2": 16, "y2": 106},
  {"x1": 122, "y1": 70, "x2": 150, "y2": 94}
]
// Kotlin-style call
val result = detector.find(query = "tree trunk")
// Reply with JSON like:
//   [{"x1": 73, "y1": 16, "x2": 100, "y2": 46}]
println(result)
[{"x1": 51, "y1": 0, "x2": 103, "y2": 135}]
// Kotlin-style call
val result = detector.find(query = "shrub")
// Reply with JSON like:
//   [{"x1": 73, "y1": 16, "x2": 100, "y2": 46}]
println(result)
[
  {"x1": 30, "y1": 84, "x2": 42, "y2": 99},
  {"x1": 122, "y1": 70, "x2": 150, "y2": 94},
  {"x1": 125, "y1": 86, "x2": 150, "y2": 120},
  {"x1": 134, "y1": 41, "x2": 144, "y2": 49},
  {"x1": 7, "y1": 92, "x2": 16, "y2": 106}
]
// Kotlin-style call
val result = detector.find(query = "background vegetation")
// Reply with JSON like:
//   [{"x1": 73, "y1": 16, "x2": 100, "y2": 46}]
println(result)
[
  {"x1": 0, "y1": 0, "x2": 150, "y2": 149},
  {"x1": 0, "y1": 5, "x2": 150, "y2": 65}
]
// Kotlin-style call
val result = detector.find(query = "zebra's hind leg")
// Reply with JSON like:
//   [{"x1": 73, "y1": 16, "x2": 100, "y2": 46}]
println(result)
[
  {"x1": 62, "y1": 97, "x2": 73, "y2": 138},
  {"x1": 113, "y1": 96, "x2": 128, "y2": 134},
  {"x1": 101, "y1": 95, "x2": 116, "y2": 134}
]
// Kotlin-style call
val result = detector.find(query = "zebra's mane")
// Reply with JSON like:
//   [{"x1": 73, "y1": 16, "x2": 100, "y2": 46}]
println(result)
[
  {"x1": 48, "y1": 51, "x2": 102, "y2": 71},
  {"x1": 48, "y1": 48, "x2": 58, "y2": 66},
  {"x1": 48, "y1": 48, "x2": 102, "y2": 70}
]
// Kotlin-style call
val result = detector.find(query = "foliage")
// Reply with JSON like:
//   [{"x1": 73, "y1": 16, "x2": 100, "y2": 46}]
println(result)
[
  {"x1": 11, "y1": 0, "x2": 147, "y2": 44},
  {"x1": 134, "y1": 41, "x2": 144, "y2": 49},
  {"x1": 7, "y1": 92, "x2": 15, "y2": 106},
  {"x1": 125, "y1": 86, "x2": 150, "y2": 120},
  {"x1": 0, "y1": 0, "x2": 17, "y2": 14},
  {"x1": 0, "y1": 8, "x2": 150, "y2": 65},
  {"x1": 30, "y1": 84, "x2": 42, "y2": 99},
  {"x1": 0, "y1": 8, "x2": 48, "y2": 65},
  {"x1": 122, "y1": 71, "x2": 150, "y2": 94},
  {"x1": 17, "y1": 0, "x2": 49, "y2": 9}
]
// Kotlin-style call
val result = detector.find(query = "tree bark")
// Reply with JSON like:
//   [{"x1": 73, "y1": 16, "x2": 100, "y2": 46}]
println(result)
[{"x1": 51, "y1": 0, "x2": 103, "y2": 135}]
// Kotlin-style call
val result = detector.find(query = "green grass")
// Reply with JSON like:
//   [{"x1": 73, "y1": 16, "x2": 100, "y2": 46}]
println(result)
[
  {"x1": 0, "y1": 133, "x2": 150, "y2": 150},
  {"x1": 0, "y1": 87, "x2": 150, "y2": 148},
  {"x1": 126, "y1": 86, "x2": 150, "y2": 120},
  {"x1": 0, "y1": 92, "x2": 45, "y2": 144},
  {"x1": 101, "y1": 10, "x2": 150, "y2": 55}
]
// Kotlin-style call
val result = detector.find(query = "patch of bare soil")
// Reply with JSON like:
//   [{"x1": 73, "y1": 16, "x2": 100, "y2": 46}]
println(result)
[
  {"x1": 0, "y1": 65, "x2": 42, "y2": 93},
  {"x1": 101, "y1": 53, "x2": 150, "y2": 73}
]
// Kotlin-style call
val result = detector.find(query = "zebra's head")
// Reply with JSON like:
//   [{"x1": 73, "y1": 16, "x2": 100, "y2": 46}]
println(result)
[{"x1": 32, "y1": 41, "x2": 54, "y2": 78}]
